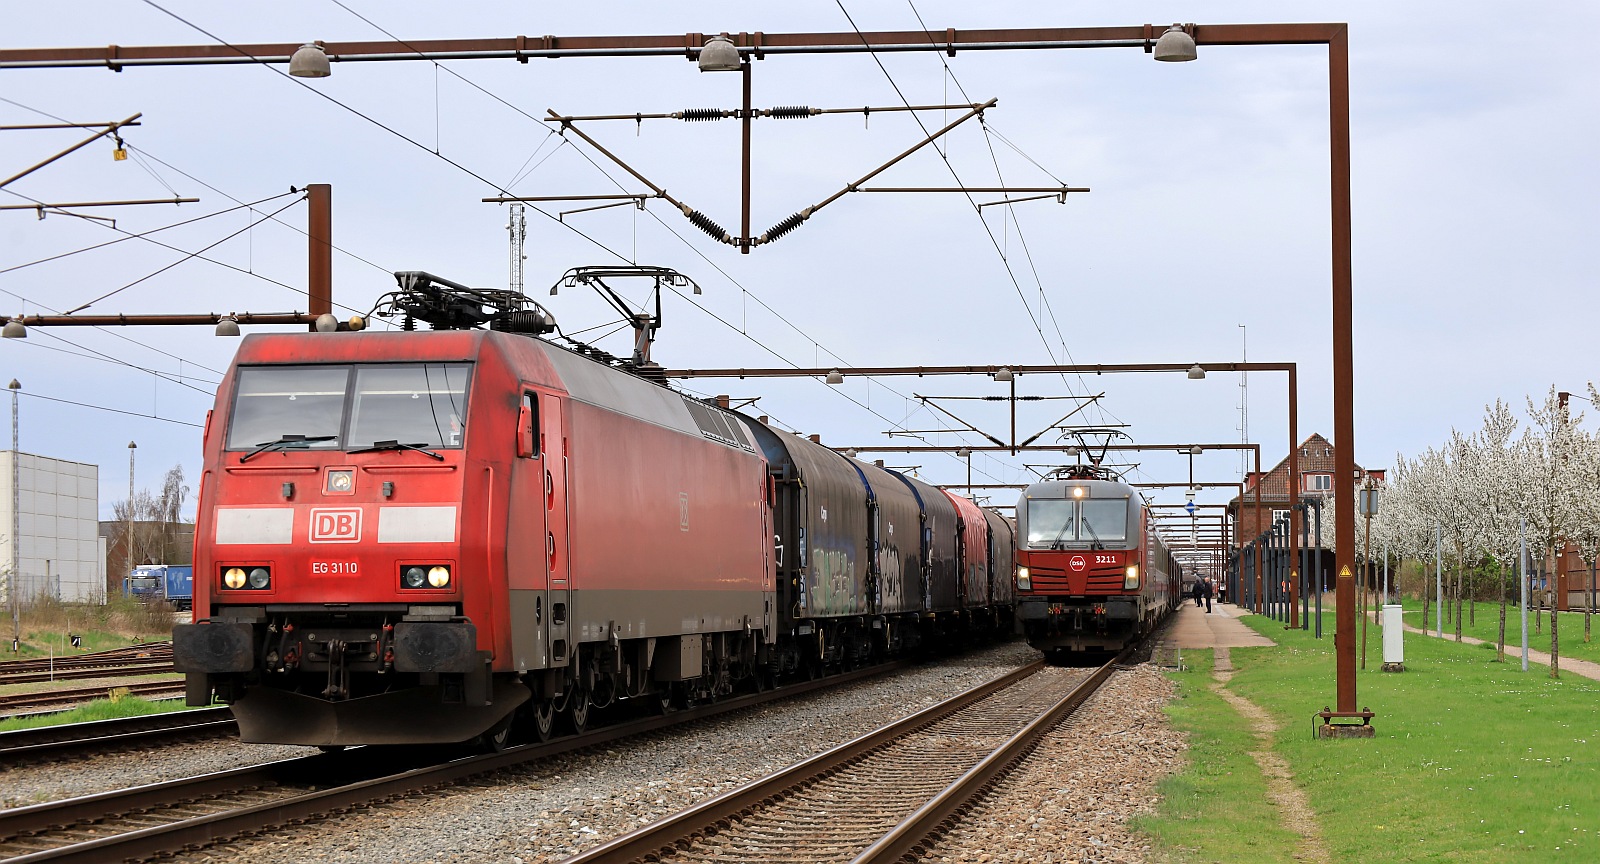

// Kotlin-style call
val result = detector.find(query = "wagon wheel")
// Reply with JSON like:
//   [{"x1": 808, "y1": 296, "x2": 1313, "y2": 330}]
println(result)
[
  {"x1": 476, "y1": 713, "x2": 515, "y2": 752},
  {"x1": 654, "y1": 685, "x2": 676, "y2": 715},
  {"x1": 566, "y1": 688, "x2": 591, "y2": 735},
  {"x1": 527, "y1": 698, "x2": 556, "y2": 742}
]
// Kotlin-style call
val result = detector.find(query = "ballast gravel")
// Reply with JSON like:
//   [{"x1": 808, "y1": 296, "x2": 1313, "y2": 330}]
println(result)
[
  {"x1": 915, "y1": 663, "x2": 1184, "y2": 863},
  {"x1": 1, "y1": 737, "x2": 315, "y2": 810},
  {"x1": 8, "y1": 643, "x2": 1187, "y2": 863}
]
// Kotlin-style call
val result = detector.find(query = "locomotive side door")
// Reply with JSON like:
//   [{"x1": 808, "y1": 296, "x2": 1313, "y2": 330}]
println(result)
[
  {"x1": 543, "y1": 393, "x2": 572, "y2": 670},
  {"x1": 508, "y1": 390, "x2": 550, "y2": 672}
]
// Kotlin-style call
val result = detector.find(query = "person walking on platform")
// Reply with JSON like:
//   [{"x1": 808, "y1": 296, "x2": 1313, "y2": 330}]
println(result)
[
  {"x1": 1202, "y1": 577, "x2": 1213, "y2": 613},
  {"x1": 1218, "y1": 580, "x2": 1228, "y2": 605},
  {"x1": 1192, "y1": 579, "x2": 1205, "y2": 608}
]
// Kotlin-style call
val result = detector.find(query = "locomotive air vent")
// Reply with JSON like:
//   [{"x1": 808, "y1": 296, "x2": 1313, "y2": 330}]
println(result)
[{"x1": 683, "y1": 398, "x2": 754, "y2": 452}]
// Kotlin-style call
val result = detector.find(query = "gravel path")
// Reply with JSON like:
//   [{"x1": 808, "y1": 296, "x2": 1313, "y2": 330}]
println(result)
[
  {"x1": 150, "y1": 642, "x2": 1038, "y2": 863},
  {"x1": 915, "y1": 663, "x2": 1183, "y2": 863}
]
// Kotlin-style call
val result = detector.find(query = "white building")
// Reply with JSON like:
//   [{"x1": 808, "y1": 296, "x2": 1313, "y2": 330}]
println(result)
[{"x1": 2, "y1": 452, "x2": 107, "y2": 605}]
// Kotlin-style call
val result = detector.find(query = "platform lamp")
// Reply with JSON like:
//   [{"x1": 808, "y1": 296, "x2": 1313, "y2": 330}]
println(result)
[
  {"x1": 1152, "y1": 24, "x2": 1199, "y2": 62},
  {"x1": 957, "y1": 447, "x2": 972, "y2": 490},
  {"x1": 696, "y1": 34, "x2": 742, "y2": 72},
  {"x1": 288, "y1": 42, "x2": 331, "y2": 78}
]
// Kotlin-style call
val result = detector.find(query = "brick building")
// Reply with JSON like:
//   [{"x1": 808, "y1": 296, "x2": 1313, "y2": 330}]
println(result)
[{"x1": 1228, "y1": 433, "x2": 1385, "y2": 589}]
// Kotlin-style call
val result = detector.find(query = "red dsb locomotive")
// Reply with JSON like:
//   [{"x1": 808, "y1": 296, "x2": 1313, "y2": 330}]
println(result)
[
  {"x1": 1013, "y1": 465, "x2": 1181, "y2": 661},
  {"x1": 174, "y1": 269, "x2": 1014, "y2": 747}
]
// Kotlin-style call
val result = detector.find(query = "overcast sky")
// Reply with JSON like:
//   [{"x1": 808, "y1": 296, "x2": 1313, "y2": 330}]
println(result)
[{"x1": 2, "y1": 2, "x2": 1594, "y2": 541}]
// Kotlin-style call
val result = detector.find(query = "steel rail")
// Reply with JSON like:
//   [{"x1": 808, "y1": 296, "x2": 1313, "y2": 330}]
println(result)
[
  {"x1": 0, "y1": 707, "x2": 234, "y2": 764},
  {"x1": 0, "y1": 662, "x2": 174, "y2": 685},
  {"x1": 0, "y1": 658, "x2": 922, "y2": 862},
  {"x1": 563, "y1": 657, "x2": 1053, "y2": 863},
  {"x1": 853, "y1": 654, "x2": 1125, "y2": 862},
  {"x1": 0, "y1": 680, "x2": 186, "y2": 714}
]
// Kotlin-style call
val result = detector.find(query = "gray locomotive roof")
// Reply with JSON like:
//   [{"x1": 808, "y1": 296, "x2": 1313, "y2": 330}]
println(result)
[
  {"x1": 535, "y1": 341, "x2": 752, "y2": 452},
  {"x1": 1019, "y1": 477, "x2": 1138, "y2": 500}
]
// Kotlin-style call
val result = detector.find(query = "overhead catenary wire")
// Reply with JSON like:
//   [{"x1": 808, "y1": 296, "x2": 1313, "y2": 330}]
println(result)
[
  {"x1": 138, "y1": 0, "x2": 633, "y2": 266},
  {"x1": 62, "y1": 193, "x2": 304, "y2": 315},
  {"x1": 120, "y1": 2, "x2": 1006, "y2": 482},
  {"x1": 15, "y1": 390, "x2": 204, "y2": 428},
  {"x1": 308, "y1": 0, "x2": 1001, "y2": 468}
]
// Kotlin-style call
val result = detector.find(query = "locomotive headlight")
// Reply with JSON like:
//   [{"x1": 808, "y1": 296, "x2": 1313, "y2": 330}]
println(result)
[
  {"x1": 402, "y1": 566, "x2": 428, "y2": 589},
  {"x1": 223, "y1": 567, "x2": 247, "y2": 589},
  {"x1": 1016, "y1": 566, "x2": 1031, "y2": 591},
  {"x1": 427, "y1": 565, "x2": 451, "y2": 588},
  {"x1": 326, "y1": 469, "x2": 354, "y2": 494},
  {"x1": 1124, "y1": 564, "x2": 1140, "y2": 590},
  {"x1": 248, "y1": 567, "x2": 272, "y2": 589}
]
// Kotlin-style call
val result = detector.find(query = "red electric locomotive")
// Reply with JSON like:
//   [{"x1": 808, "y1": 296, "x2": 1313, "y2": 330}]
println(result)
[
  {"x1": 1012, "y1": 465, "x2": 1180, "y2": 661},
  {"x1": 174, "y1": 269, "x2": 1014, "y2": 747}
]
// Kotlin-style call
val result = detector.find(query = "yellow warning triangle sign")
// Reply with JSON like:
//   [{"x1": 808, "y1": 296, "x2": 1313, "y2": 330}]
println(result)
[{"x1": 1338, "y1": 565, "x2": 1353, "y2": 578}]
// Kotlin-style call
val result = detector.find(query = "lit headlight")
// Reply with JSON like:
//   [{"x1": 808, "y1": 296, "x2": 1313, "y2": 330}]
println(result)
[
  {"x1": 326, "y1": 469, "x2": 354, "y2": 493},
  {"x1": 1124, "y1": 564, "x2": 1140, "y2": 590},
  {"x1": 248, "y1": 567, "x2": 271, "y2": 589},
  {"x1": 1017, "y1": 566, "x2": 1031, "y2": 591},
  {"x1": 223, "y1": 567, "x2": 247, "y2": 589},
  {"x1": 402, "y1": 566, "x2": 428, "y2": 589},
  {"x1": 427, "y1": 566, "x2": 451, "y2": 588}
]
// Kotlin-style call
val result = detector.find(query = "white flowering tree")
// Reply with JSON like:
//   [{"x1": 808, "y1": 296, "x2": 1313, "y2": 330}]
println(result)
[
  {"x1": 1524, "y1": 387, "x2": 1586, "y2": 678},
  {"x1": 1468, "y1": 400, "x2": 1526, "y2": 659},
  {"x1": 1565, "y1": 384, "x2": 1600, "y2": 643}
]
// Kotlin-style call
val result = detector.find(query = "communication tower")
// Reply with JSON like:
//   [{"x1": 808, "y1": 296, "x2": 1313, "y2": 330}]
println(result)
[{"x1": 507, "y1": 203, "x2": 527, "y2": 294}]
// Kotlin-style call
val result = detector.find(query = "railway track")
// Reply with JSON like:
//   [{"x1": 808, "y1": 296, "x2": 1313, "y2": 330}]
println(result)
[
  {"x1": 0, "y1": 680, "x2": 187, "y2": 715},
  {"x1": 565, "y1": 651, "x2": 1122, "y2": 864},
  {"x1": 0, "y1": 659, "x2": 916, "y2": 863},
  {"x1": 0, "y1": 707, "x2": 235, "y2": 766},
  {"x1": 0, "y1": 644, "x2": 174, "y2": 685}
]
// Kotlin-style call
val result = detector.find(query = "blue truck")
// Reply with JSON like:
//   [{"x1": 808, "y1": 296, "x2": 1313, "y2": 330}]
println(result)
[{"x1": 124, "y1": 564, "x2": 194, "y2": 611}]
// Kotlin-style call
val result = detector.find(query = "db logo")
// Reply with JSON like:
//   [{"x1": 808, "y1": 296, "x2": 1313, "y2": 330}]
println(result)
[
  {"x1": 1068, "y1": 555, "x2": 1087, "y2": 572},
  {"x1": 310, "y1": 508, "x2": 362, "y2": 543}
]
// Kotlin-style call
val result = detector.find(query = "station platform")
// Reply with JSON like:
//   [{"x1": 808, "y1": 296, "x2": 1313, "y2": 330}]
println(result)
[{"x1": 1162, "y1": 601, "x2": 1277, "y2": 649}]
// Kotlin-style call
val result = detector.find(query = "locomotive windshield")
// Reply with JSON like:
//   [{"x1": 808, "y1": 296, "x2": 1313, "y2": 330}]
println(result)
[
  {"x1": 225, "y1": 363, "x2": 472, "y2": 451},
  {"x1": 1025, "y1": 497, "x2": 1128, "y2": 548}
]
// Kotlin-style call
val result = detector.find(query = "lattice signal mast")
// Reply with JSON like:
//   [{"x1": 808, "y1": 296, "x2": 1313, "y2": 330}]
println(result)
[{"x1": 507, "y1": 203, "x2": 527, "y2": 294}]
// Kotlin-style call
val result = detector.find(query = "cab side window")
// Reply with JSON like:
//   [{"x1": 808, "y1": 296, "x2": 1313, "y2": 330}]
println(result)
[{"x1": 519, "y1": 392, "x2": 541, "y2": 458}]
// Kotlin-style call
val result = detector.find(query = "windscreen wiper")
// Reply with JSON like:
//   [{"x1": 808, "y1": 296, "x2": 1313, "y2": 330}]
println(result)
[
  {"x1": 1048, "y1": 509, "x2": 1076, "y2": 550},
  {"x1": 238, "y1": 434, "x2": 336, "y2": 463},
  {"x1": 1080, "y1": 516, "x2": 1105, "y2": 551},
  {"x1": 348, "y1": 439, "x2": 445, "y2": 461}
]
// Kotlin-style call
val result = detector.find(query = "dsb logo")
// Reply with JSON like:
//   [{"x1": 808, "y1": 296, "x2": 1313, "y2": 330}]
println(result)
[{"x1": 310, "y1": 508, "x2": 362, "y2": 543}]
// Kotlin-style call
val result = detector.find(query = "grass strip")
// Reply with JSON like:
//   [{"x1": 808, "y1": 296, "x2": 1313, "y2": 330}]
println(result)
[
  {"x1": 1361, "y1": 596, "x2": 1600, "y2": 668},
  {"x1": 1163, "y1": 614, "x2": 1600, "y2": 863},
  {"x1": 0, "y1": 692, "x2": 192, "y2": 732},
  {"x1": 1133, "y1": 648, "x2": 1301, "y2": 863}
]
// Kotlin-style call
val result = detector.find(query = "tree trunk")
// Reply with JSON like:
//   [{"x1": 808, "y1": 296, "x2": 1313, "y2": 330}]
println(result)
[
  {"x1": 1548, "y1": 547, "x2": 1560, "y2": 679},
  {"x1": 1427, "y1": 569, "x2": 1440, "y2": 636},
  {"x1": 1454, "y1": 541, "x2": 1464, "y2": 642},
  {"x1": 1497, "y1": 567, "x2": 1507, "y2": 663},
  {"x1": 1468, "y1": 562, "x2": 1476, "y2": 626},
  {"x1": 1585, "y1": 559, "x2": 1594, "y2": 644}
]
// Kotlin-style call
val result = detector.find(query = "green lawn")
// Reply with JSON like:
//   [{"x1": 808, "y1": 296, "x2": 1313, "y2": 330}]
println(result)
[
  {"x1": 1372, "y1": 595, "x2": 1600, "y2": 668},
  {"x1": 1140, "y1": 613, "x2": 1600, "y2": 862}
]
